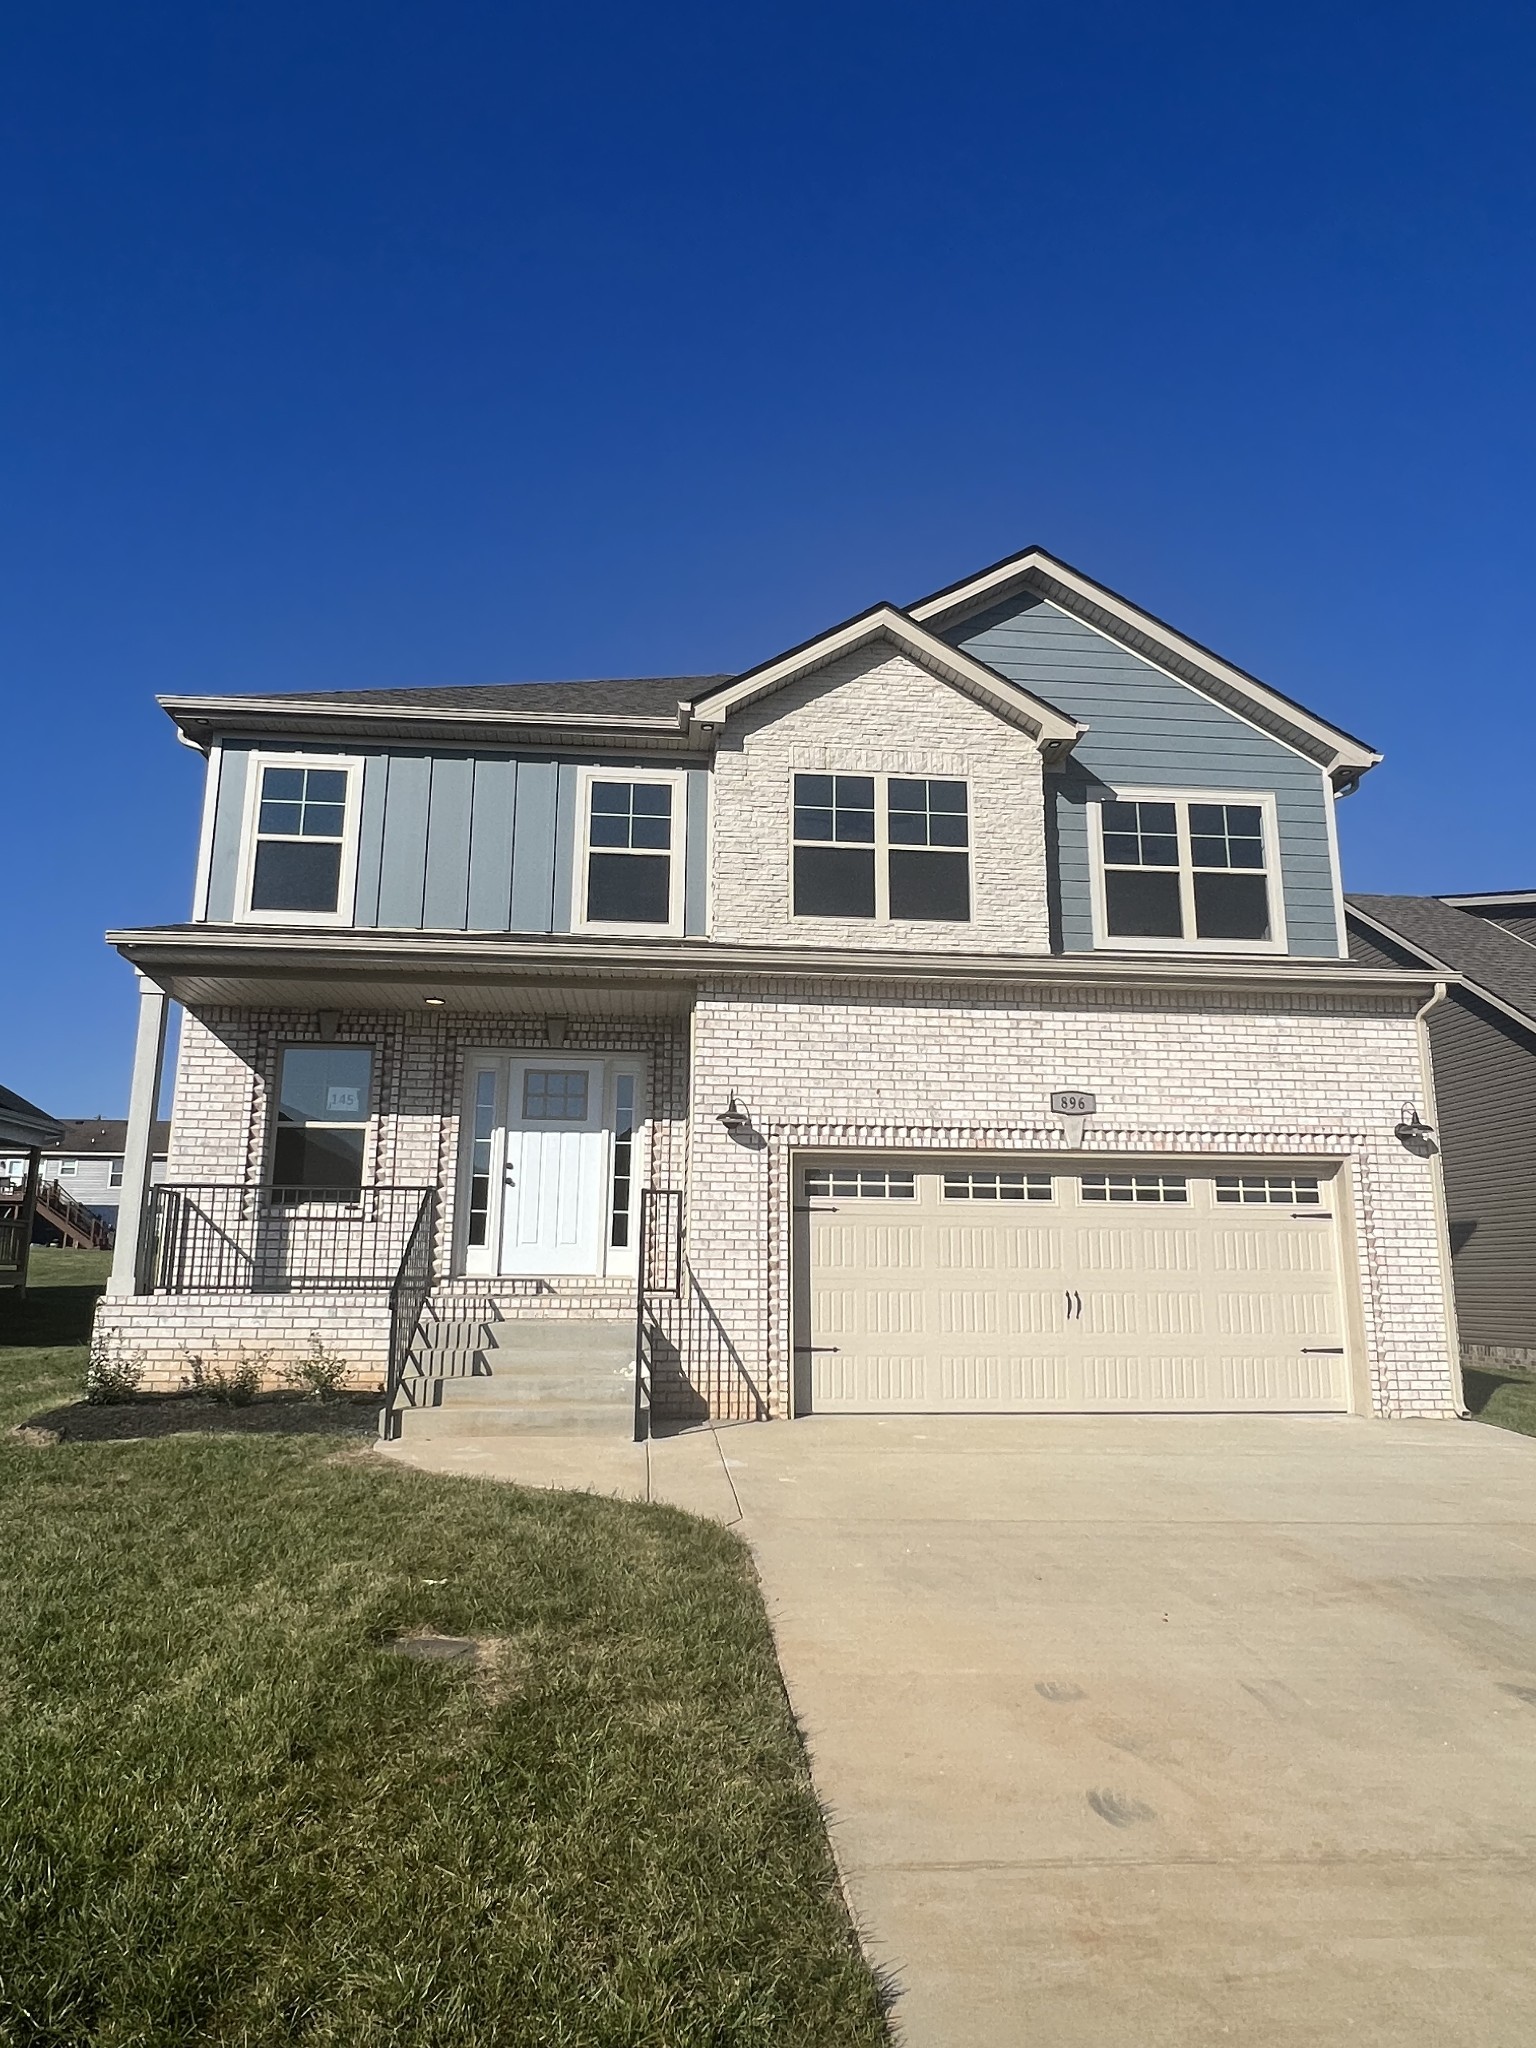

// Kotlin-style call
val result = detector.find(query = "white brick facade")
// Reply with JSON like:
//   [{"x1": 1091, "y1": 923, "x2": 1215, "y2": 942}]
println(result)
[
  {"x1": 94, "y1": 980, "x2": 1462, "y2": 1422},
  {"x1": 709, "y1": 645, "x2": 1051, "y2": 952},
  {"x1": 685, "y1": 979, "x2": 1462, "y2": 1421}
]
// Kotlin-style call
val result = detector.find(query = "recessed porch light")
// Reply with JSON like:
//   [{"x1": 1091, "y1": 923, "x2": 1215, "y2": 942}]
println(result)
[{"x1": 423, "y1": 996, "x2": 446, "y2": 1008}]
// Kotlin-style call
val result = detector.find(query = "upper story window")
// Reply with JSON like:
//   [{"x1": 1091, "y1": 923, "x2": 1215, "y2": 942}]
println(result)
[
  {"x1": 793, "y1": 773, "x2": 971, "y2": 923},
  {"x1": 240, "y1": 755, "x2": 363, "y2": 924},
  {"x1": 1092, "y1": 792, "x2": 1284, "y2": 952},
  {"x1": 577, "y1": 771, "x2": 685, "y2": 933}
]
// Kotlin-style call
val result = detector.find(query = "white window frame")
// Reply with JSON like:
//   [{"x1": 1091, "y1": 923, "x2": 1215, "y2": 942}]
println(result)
[
  {"x1": 573, "y1": 767, "x2": 688, "y2": 937},
  {"x1": 267, "y1": 1040, "x2": 377, "y2": 1193},
  {"x1": 235, "y1": 752, "x2": 365, "y2": 927},
  {"x1": 789, "y1": 771, "x2": 973, "y2": 926},
  {"x1": 1088, "y1": 786, "x2": 1287, "y2": 955}
]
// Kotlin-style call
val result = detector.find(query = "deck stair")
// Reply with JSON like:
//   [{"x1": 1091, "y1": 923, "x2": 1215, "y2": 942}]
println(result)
[
  {"x1": 385, "y1": 1296, "x2": 636, "y2": 1440},
  {"x1": 0, "y1": 1176, "x2": 114, "y2": 1251}
]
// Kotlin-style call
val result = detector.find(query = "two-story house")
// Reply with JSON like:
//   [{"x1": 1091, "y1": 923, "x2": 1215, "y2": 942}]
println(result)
[{"x1": 93, "y1": 546, "x2": 1463, "y2": 1430}]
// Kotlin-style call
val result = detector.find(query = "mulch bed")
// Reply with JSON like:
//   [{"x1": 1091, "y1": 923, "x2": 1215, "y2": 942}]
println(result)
[{"x1": 17, "y1": 1393, "x2": 382, "y2": 1443}]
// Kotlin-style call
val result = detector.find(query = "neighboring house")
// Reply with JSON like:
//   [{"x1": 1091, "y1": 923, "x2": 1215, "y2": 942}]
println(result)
[
  {"x1": 0, "y1": 1084, "x2": 64, "y2": 1291},
  {"x1": 1347, "y1": 892, "x2": 1536, "y2": 1375},
  {"x1": 0, "y1": 1121, "x2": 171, "y2": 1237},
  {"x1": 92, "y1": 544, "x2": 1462, "y2": 1428}
]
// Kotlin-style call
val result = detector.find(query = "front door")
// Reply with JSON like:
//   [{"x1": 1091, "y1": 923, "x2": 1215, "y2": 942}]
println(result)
[{"x1": 500, "y1": 1060, "x2": 607, "y2": 1275}]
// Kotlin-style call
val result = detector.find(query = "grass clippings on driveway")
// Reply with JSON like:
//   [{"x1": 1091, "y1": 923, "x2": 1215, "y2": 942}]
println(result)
[{"x1": 0, "y1": 1255, "x2": 886, "y2": 2046}]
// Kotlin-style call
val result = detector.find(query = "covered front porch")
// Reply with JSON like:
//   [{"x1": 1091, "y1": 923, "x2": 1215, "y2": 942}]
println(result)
[{"x1": 91, "y1": 931, "x2": 764, "y2": 1431}]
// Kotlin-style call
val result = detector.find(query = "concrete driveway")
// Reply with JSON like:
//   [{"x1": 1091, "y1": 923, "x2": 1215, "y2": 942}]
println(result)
[{"x1": 712, "y1": 1416, "x2": 1536, "y2": 2047}]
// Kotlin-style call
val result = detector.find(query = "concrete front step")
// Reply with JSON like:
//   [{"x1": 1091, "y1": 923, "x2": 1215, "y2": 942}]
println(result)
[
  {"x1": 387, "y1": 1316, "x2": 638, "y2": 1441},
  {"x1": 395, "y1": 1400, "x2": 637, "y2": 1439}
]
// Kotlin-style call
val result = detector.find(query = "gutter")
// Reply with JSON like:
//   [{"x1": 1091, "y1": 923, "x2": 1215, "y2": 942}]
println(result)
[
  {"x1": 104, "y1": 922, "x2": 1459, "y2": 1002},
  {"x1": 1413, "y1": 980, "x2": 1469, "y2": 1419}
]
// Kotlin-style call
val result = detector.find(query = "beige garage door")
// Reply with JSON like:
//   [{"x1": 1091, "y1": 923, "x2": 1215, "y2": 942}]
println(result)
[{"x1": 800, "y1": 1161, "x2": 1352, "y2": 1414}]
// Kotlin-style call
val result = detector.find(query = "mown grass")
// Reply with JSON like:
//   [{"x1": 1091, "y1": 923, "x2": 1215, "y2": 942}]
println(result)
[
  {"x1": 0, "y1": 1257, "x2": 886, "y2": 2045},
  {"x1": 1464, "y1": 1363, "x2": 1536, "y2": 1441}
]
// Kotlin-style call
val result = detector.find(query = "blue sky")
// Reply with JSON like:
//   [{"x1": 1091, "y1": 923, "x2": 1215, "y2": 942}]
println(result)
[{"x1": 3, "y1": 0, "x2": 1533, "y2": 1114}]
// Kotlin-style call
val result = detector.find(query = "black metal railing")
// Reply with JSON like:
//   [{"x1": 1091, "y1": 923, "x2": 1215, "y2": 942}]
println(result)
[
  {"x1": 634, "y1": 1187, "x2": 768, "y2": 1434},
  {"x1": 382, "y1": 1189, "x2": 438, "y2": 1434},
  {"x1": 142, "y1": 1183, "x2": 436, "y2": 1294}
]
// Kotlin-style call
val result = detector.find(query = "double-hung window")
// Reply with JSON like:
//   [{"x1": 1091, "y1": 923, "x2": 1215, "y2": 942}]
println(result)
[
  {"x1": 1094, "y1": 792, "x2": 1283, "y2": 950},
  {"x1": 271, "y1": 1044, "x2": 374, "y2": 1199},
  {"x1": 793, "y1": 773, "x2": 971, "y2": 922},
  {"x1": 242, "y1": 756, "x2": 362, "y2": 922},
  {"x1": 578, "y1": 771, "x2": 685, "y2": 932}
]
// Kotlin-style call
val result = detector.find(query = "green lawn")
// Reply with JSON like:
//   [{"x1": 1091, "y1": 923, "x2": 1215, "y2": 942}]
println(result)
[
  {"x1": 1464, "y1": 1362, "x2": 1536, "y2": 1440},
  {"x1": 0, "y1": 1257, "x2": 886, "y2": 2046}
]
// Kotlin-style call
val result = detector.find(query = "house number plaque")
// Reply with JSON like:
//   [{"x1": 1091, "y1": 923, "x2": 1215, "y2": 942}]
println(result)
[{"x1": 1049, "y1": 1090, "x2": 1096, "y2": 1117}]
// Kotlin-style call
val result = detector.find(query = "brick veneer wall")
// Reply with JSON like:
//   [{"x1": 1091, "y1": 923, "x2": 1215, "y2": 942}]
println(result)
[
  {"x1": 94, "y1": 1005, "x2": 689, "y2": 1389},
  {"x1": 709, "y1": 644, "x2": 1052, "y2": 952},
  {"x1": 686, "y1": 977, "x2": 1463, "y2": 1421}
]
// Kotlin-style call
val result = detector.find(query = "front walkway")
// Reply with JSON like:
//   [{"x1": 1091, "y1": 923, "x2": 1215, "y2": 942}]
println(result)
[{"x1": 383, "y1": 1415, "x2": 1536, "y2": 2046}]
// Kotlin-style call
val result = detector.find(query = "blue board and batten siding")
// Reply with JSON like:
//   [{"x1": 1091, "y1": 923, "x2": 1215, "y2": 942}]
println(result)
[
  {"x1": 205, "y1": 744, "x2": 710, "y2": 936},
  {"x1": 949, "y1": 595, "x2": 1344, "y2": 957}
]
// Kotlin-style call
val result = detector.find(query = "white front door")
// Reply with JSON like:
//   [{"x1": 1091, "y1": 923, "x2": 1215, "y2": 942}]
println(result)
[{"x1": 500, "y1": 1060, "x2": 607, "y2": 1275}]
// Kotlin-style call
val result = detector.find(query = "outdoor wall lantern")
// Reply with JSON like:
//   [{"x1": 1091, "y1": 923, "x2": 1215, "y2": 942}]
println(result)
[
  {"x1": 716, "y1": 1093, "x2": 752, "y2": 1137},
  {"x1": 1393, "y1": 1103, "x2": 1436, "y2": 1152}
]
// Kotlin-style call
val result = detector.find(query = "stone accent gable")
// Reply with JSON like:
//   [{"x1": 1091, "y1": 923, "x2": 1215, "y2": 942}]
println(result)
[{"x1": 709, "y1": 644, "x2": 1050, "y2": 952}]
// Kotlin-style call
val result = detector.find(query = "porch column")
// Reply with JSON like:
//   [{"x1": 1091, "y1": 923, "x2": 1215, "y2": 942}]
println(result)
[{"x1": 106, "y1": 973, "x2": 170, "y2": 1297}]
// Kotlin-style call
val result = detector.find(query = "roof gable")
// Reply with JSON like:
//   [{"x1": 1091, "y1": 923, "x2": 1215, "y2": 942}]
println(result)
[
  {"x1": 685, "y1": 603, "x2": 1083, "y2": 756},
  {"x1": 910, "y1": 546, "x2": 1379, "y2": 785}
]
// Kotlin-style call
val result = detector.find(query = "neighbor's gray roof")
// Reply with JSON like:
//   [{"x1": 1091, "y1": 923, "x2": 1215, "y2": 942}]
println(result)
[
  {"x1": 247, "y1": 677, "x2": 730, "y2": 718},
  {"x1": 0, "y1": 1082, "x2": 63, "y2": 1149},
  {"x1": 51, "y1": 1118, "x2": 171, "y2": 1157},
  {"x1": 1347, "y1": 894, "x2": 1536, "y2": 1029}
]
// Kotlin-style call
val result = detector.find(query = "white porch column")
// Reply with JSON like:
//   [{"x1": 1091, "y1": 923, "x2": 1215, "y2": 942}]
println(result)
[{"x1": 106, "y1": 973, "x2": 170, "y2": 1297}]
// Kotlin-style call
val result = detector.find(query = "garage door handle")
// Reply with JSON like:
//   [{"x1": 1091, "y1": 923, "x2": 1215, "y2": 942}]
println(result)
[
  {"x1": 1301, "y1": 1347, "x2": 1344, "y2": 1354},
  {"x1": 1064, "y1": 1290, "x2": 1082, "y2": 1320},
  {"x1": 794, "y1": 1345, "x2": 840, "y2": 1353},
  {"x1": 795, "y1": 1205, "x2": 840, "y2": 1213}
]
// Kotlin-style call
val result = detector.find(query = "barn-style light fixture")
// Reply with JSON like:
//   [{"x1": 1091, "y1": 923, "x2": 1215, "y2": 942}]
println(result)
[
  {"x1": 716, "y1": 1093, "x2": 751, "y2": 1137},
  {"x1": 1394, "y1": 1103, "x2": 1435, "y2": 1144}
]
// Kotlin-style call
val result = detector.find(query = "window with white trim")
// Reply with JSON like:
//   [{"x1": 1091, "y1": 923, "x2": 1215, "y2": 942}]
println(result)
[
  {"x1": 578, "y1": 773, "x2": 684, "y2": 931},
  {"x1": 803, "y1": 1168, "x2": 917, "y2": 1199},
  {"x1": 108, "y1": 1158, "x2": 124, "y2": 1188},
  {"x1": 1094, "y1": 794, "x2": 1281, "y2": 948},
  {"x1": 944, "y1": 1171, "x2": 1053, "y2": 1201},
  {"x1": 792, "y1": 774, "x2": 970, "y2": 921},
  {"x1": 1081, "y1": 1173, "x2": 1188, "y2": 1204},
  {"x1": 1214, "y1": 1175, "x2": 1322, "y2": 1205},
  {"x1": 271, "y1": 1044, "x2": 374, "y2": 1199},
  {"x1": 242, "y1": 757, "x2": 361, "y2": 921}
]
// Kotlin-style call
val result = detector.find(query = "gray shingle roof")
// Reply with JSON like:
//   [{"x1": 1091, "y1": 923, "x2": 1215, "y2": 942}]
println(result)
[
  {"x1": 266, "y1": 677, "x2": 729, "y2": 719},
  {"x1": 52, "y1": 1119, "x2": 171, "y2": 1157},
  {"x1": 1347, "y1": 894, "x2": 1536, "y2": 1028}
]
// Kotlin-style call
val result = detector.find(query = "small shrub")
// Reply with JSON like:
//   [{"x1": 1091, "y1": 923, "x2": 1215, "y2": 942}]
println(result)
[
  {"x1": 181, "y1": 1343, "x2": 271, "y2": 1406},
  {"x1": 281, "y1": 1332, "x2": 352, "y2": 1402},
  {"x1": 85, "y1": 1340, "x2": 146, "y2": 1405}
]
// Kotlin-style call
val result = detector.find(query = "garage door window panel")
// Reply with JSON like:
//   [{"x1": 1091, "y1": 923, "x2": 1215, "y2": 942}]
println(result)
[{"x1": 1096, "y1": 794, "x2": 1282, "y2": 951}]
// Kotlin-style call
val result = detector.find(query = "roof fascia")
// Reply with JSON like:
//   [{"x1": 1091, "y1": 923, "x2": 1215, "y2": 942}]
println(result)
[
  {"x1": 1345, "y1": 903, "x2": 1536, "y2": 1036},
  {"x1": 908, "y1": 548, "x2": 1381, "y2": 784},
  {"x1": 157, "y1": 694, "x2": 696, "y2": 752},
  {"x1": 108, "y1": 922, "x2": 1448, "y2": 1002},
  {"x1": 1438, "y1": 891, "x2": 1536, "y2": 910},
  {"x1": 684, "y1": 604, "x2": 1083, "y2": 751}
]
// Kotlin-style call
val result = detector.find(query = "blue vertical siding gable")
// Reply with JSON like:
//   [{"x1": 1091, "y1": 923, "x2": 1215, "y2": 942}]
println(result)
[{"x1": 948, "y1": 594, "x2": 1343, "y2": 957}]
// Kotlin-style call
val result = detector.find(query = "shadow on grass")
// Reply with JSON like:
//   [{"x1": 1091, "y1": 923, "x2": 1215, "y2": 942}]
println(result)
[
  {"x1": 1463, "y1": 1366, "x2": 1536, "y2": 1440},
  {"x1": 0, "y1": 1281, "x2": 107, "y2": 1352}
]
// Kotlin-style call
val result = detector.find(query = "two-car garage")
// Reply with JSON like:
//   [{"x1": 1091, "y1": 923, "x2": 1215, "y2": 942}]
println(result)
[{"x1": 795, "y1": 1158, "x2": 1356, "y2": 1414}]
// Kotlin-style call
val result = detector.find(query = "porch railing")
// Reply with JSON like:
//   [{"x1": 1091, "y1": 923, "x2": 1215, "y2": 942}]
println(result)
[
  {"x1": 141, "y1": 1183, "x2": 436, "y2": 1294},
  {"x1": 634, "y1": 1187, "x2": 769, "y2": 1435},
  {"x1": 382, "y1": 1189, "x2": 438, "y2": 1434}
]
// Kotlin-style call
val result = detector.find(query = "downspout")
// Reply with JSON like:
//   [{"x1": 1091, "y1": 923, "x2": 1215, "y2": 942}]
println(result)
[{"x1": 1414, "y1": 981, "x2": 1467, "y2": 1418}]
